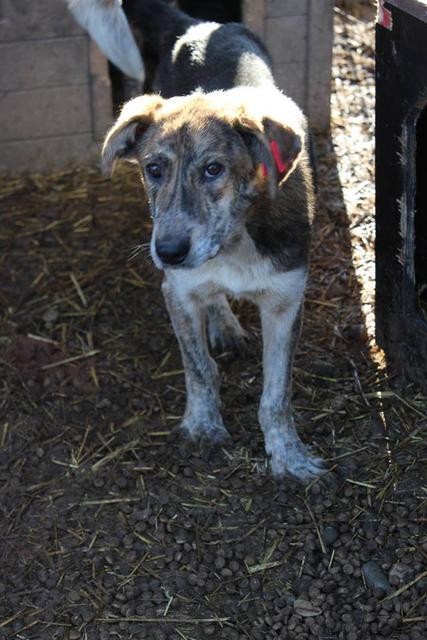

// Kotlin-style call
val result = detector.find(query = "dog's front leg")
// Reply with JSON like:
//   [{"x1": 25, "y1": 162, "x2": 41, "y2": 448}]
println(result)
[
  {"x1": 258, "y1": 294, "x2": 325, "y2": 481},
  {"x1": 162, "y1": 279, "x2": 229, "y2": 443}
]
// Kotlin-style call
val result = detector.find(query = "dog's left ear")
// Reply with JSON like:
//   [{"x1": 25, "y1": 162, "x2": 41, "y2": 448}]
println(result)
[
  {"x1": 102, "y1": 94, "x2": 164, "y2": 175},
  {"x1": 236, "y1": 115, "x2": 302, "y2": 189}
]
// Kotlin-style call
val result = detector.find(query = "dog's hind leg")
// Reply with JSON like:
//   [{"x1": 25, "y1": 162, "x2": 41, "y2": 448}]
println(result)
[
  {"x1": 162, "y1": 280, "x2": 230, "y2": 443},
  {"x1": 206, "y1": 294, "x2": 247, "y2": 355},
  {"x1": 258, "y1": 293, "x2": 325, "y2": 481}
]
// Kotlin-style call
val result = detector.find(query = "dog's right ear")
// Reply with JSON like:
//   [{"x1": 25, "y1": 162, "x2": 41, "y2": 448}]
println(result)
[{"x1": 102, "y1": 95, "x2": 164, "y2": 175}]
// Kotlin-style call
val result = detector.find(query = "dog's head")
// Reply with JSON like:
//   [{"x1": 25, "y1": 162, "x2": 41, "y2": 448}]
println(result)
[{"x1": 102, "y1": 88, "x2": 306, "y2": 270}]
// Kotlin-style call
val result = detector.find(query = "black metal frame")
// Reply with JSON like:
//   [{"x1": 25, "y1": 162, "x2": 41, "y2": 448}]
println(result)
[{"x1": 376, "y1": 1, "x2": 427, "y2": 388}]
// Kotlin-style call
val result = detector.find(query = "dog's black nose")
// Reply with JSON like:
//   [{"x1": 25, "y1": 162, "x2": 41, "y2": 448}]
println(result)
[{"x1": 155, "y1": 237, "x2": 190, "y2": 265}]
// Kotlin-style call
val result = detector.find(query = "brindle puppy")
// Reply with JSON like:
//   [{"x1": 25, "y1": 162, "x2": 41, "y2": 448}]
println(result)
[{"x1": 99, "y1": 1, "x2": 325, "y2": 481}]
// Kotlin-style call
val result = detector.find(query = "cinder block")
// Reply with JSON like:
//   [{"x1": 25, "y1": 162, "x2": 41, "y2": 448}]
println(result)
[
  {"x1": 0, "y1": 134, "x2": 99, "y2": 173},
  {"x1": 0, "y1": 37, "x2": 88, "y2": 91},
  {"x1": 242, "y1": 0, "x2": 266, "y2": 39},
  {"x1": 0, "y1": 0, "x2": 81, "y2": 42},
  {"x1": 243, "y1": 0, "x2": 333, "y2": 128},
  {"x1": 273, "y1": 62, "x2": 306, "y2": 107},
  {"x1": 265, "y1": 15, "x2": 307, "y2": 64},
  {"x1": 1, "y1": 85, "x2": 92, "y2": 142},
  {"x1": 89, "y1": 42, "x2": 113, "y2": 142},
  {"x1": 0, "y1": 0, "x2": 113, "y2": 172},
  {"x1": 266, "y1": 0, "x2": 308, "y2": 17},
  {"x1": 306, "y1": 0, "x2": 334, "y2": 130}
]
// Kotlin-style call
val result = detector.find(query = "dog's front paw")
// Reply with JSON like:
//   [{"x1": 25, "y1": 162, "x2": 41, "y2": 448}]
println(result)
[
  {"x1": 267, "y1": 440, "x2": 326, "y2": 482},
  {"x1": 181, "y1": 411, "x2": 231, "y2": 444}
]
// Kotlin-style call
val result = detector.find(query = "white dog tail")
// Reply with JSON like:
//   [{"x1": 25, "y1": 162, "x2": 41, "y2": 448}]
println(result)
[{"x1": 65, "y1": 0, "x2": 145, "y2": 82}]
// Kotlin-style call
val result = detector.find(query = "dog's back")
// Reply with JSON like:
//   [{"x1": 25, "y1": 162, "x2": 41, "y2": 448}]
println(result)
[{"x1": 123, "y1": 0, "x2": 275, "y2": 96}]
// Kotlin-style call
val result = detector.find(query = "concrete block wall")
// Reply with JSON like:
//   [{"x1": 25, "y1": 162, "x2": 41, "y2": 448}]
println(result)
[
  {"x1": 243, "y1": 0, "x2": 334, "y2": 130},
  {"x1": 0, "y1": 0, "x2": 112, "y2": 173},
  {"x1": 0, "y1": 0, "x2": 333, "y2": 173}
]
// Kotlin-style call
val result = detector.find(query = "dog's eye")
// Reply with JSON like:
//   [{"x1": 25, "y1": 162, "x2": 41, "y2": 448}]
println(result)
[
  {"x1": 205, "y1": 162, "x2": 224, "y2": 178},
  {"x1": 146, "y1": 163, "x2": 162, "y2": 179}
]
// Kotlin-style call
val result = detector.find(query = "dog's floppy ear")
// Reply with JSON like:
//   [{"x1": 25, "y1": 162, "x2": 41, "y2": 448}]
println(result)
[
  {"x1": 261, "y1": 117, "x2": 302, "y2": 182},
  {"x1": 102, "y1": 94, "x2": 164, "y2": 175},
  {"x1": 235, "y1": 113, "x2": 302, "y2": 194}
]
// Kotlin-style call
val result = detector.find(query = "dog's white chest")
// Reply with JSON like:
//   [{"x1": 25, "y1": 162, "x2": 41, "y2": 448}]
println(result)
[
  {"x1": 167, "y1": 233, "x2": 307, "y2": 302},
  {"x1": 196, "y1": 256, "x2": 280, "y2": 296}
]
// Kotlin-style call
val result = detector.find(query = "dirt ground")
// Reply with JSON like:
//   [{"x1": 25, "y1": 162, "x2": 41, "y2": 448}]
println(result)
[{"x1": 1, "y1": 5, "x2": 426, "y2": 640}]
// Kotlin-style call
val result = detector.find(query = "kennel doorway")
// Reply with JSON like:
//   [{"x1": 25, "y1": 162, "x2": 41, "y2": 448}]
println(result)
[{"x1": 376, "y1": 0, "x2": 427, "y2": 388}]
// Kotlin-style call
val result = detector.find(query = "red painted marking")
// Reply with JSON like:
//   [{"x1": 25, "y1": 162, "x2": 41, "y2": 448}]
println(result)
[
  {"x1": 270, "y1": 139, "x2": 288, "y2": 174},
  {"x1": 378, "y1": 0, "x2": 393, "y2": 30},
  {"x1": 261, "y1": 162, "x2": 268, "y2": 177}
]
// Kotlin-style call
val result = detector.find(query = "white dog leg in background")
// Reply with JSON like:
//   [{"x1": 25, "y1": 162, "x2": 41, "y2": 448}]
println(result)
[{"x1": 65, "y1": 0, "x2": 145, "y2": 83}]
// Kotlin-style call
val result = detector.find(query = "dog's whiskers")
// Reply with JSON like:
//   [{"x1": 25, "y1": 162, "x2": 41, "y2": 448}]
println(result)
[{"x1": 128, "y1": 243, "x2": 151, "y2": 262}]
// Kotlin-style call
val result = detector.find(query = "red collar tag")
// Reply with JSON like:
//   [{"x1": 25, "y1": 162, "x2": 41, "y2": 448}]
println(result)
[
  {"x1": 259, "y1": 140, "x2": 287, "y2": 178},
  {"x1": 270, "y1": 139, "x2": 287, "y2": 174}
]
